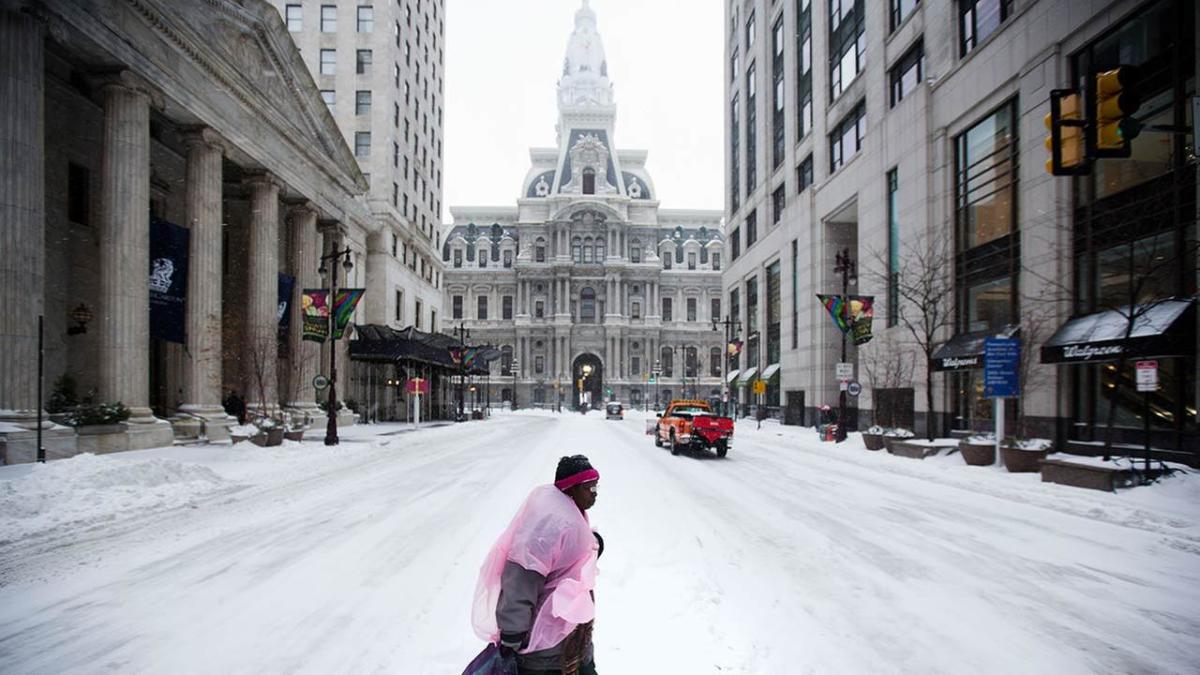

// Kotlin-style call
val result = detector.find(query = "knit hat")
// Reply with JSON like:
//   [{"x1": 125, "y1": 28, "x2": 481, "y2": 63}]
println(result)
[{"x1": 555, "y1": 454, "x2": 599, "y2": 491}]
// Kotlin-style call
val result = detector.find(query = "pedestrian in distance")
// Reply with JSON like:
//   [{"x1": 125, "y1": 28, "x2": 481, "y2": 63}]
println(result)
[{"x1": 469, "y1": 455, "x2": 603, "y2": 675}]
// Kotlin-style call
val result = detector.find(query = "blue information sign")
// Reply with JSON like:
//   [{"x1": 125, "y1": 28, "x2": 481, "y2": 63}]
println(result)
[{"x1": 984, "y1": 337, "x2": 1020, "y2": 399}]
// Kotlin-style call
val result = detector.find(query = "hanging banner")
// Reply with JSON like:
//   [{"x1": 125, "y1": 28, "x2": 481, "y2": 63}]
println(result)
[
  {"x1": 816, "y1": 294, "x2": 852, "y2": 334},
  {"x1": 149, "y1": 217, "x2": 190, "y2": 344},
  {"x1": 333, "y1": 288, "x2": 366, "y2": 339},
  {"x1": 727, "y1": 339, "x2": 743, "y2": 356},
  {"x1": 849, "y1": 296, "x2": 875, "y2": 346},
  {"x1": 301, "y1": 289, "x2": 330, "y2": 342},
  {"x1": 277, "y1": 273, "x2": 296, "y2": 339}
]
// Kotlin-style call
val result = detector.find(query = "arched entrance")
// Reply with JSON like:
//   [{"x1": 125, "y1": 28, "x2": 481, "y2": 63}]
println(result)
[{"x1": 572, "y1": 353, "x2": 603, "y2": 410}]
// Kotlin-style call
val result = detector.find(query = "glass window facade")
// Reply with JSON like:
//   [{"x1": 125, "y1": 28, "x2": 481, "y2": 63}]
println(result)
[
  {"x1": 772, "y1": 15, "x2": 786, "y2": 169},
  {"x1": 829, "y1": 0, "x2": 864, "y2": 99},
  {"x1": 796, "y1": 0, "x2": 814, "y2": 139},
  {"x1": 829, "y1": 101, "x2": 865, "y2": 172},
  {"x1": 955, "y1": 99, "x2": 1017, "y2": 249},
  {"x1": 959, "y1": 0, "x2": 1013, "y2": 56},
  {"x1": 889, "y1": 41, "x2": 924, "y2": 107},
  {"x1": 887, "y1": 168, "x2": 900, "y2": 327}
]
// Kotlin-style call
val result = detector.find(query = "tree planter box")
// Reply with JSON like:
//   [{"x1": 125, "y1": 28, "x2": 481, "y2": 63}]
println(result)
[
  {"x1": 959, "y1": 441, "x2": 995, "y2": 466},
  {"x1": 863, "y1": 433, "x2": 885, "y2": 451},
  {"x1": 888, "y1": 440, "x2": 956, "y2": 460},
  {"x1": 1039, "y1": 459, "x2": 1136, "y2": 492},
  {"x1": 75, "y1": 423, "x2": 130, "y2": 455},
  {"x1": 283, "y1": 429, "x2": 306, "y2": 442},
  {"x1": 250, "y1": 428, "x2": 284, "y2": 447},
  {"x1": 883, "y1": 436, "x2": 913, "y2": 453},
  {"x1": 1001, "y1": 445, "x2": 1051, "y2": 473}
]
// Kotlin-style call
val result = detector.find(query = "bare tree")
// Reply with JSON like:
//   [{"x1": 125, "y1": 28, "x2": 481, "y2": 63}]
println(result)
[
  {"x1": 244, "y1": 334, "x2": 280, "y2": 425},
  {"x1": 861, "y1": 330, "x2": 917, "y2": 429}
]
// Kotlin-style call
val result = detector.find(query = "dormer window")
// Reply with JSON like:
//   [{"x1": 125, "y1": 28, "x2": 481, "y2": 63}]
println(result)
[{"x1": 582, "y1": 168, "x2": 596, "y2": 195}]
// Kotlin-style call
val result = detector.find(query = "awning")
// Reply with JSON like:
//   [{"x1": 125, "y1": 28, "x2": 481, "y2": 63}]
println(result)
[
  {"x1": 725, "y1": 369, "x2": 740, "y2": 383},
  {"x1": 761, "y1": 363, "x2": 781, "y2": 380},
  {"x1": 350, "y1": 325, "x2": 495, "y2": 374},
  {"x1": 931, "y1": 324, "x2": 1019, "y2": 371},
  {"x1": 738, "y1": 367, "x2": 758, "y2": 384},
  {"x1": 1041, "y1": 299, "x2": 1195, "y2": 364}
]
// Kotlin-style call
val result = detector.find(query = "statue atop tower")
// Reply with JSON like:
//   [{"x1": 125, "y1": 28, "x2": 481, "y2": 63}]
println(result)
[{"x1": 557, "y1": 0, "x2": 614, "y2": 108}]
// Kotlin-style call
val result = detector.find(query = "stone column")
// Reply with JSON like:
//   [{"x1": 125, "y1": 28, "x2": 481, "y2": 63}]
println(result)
[
  {"x1": 243, "y1": 172, "x2": 284, "y2": 416},
  {"x1": 287, "y1": 202, "x2": 322, "y2": 418},
  {"x1": 0, "y1": 9, "x2": 44, "y2": 430},
  {"x1": 178, "y1": 128, "x2": 226, "y2": 424}
]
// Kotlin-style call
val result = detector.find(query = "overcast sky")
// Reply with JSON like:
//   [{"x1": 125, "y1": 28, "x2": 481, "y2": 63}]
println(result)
[{"x1": 442, "y1": 0, "x2": 723, "y2": 221}]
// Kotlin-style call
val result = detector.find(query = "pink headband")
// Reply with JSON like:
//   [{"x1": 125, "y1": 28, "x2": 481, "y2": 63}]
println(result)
[{"x1": 555, "y1": 468, "x2": 600, "y2": 491}]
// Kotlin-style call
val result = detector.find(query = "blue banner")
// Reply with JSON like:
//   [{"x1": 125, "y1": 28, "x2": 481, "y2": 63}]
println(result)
[
  {"x1": 149, "y1": 217, "x2": 190, "y2": 344},
  {"x1": 277, "y1": 273, "x2": 296, "y2": 340}
]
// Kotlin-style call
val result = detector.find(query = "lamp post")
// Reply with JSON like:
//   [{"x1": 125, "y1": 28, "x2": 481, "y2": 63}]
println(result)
[
  {"x1": 452, "y1": 321, "x2": 470, "y2": 422},
  {"x1": 510, "y1": 357, "x2": 520, "y2": 409},
  {"x1": 319, "y1": 245, "x2": 353, "y2": 446},
  {"x1": 712, "y1": 315, "x2": 742, "y2": 417},
  {"x1": 579, "y1": 363, "x2": 593, "y2": 411},
  {"x1": 834, "y1": 248, "x2": 857, "y2": 443},
  {"x1": 652, "y1": 358, "x2": 661, "y2": 410}
]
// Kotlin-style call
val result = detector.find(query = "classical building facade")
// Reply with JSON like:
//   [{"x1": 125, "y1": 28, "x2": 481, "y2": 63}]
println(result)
[
  {"x1": 442, "y1": 2, "x2": 726, "y2": 410},
  {"x1": 725, "y1": 0, "x2": 1196, "y2": 459},
  {"x1": 0, "y1": 0, "x2": 394, "y2": 462},
  {"x1": 268, "y1": 0, "x2": 445, "y2": 334}
]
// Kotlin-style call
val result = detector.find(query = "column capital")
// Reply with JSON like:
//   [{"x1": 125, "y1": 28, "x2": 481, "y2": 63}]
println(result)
[
  {"x1": 242, "y1": 169, "x2": 285, "y2": 192},
  {"x1": 92, "y1": 69, "x2": 165, "y2": 110},
  {"x1": 318, "y1": 219, "x2": 348, "y2": 237},
  {"x1": 286, "y1": 200, "x2": 321, "y2": 222},
  {"x1": 179, "y1": 126, "x2": 228, "y2": 155}
]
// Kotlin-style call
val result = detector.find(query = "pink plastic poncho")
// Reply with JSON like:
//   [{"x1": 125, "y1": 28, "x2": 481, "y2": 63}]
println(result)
[{"x1": 472, "y1": 485, "x2": 599, "y2": 654}]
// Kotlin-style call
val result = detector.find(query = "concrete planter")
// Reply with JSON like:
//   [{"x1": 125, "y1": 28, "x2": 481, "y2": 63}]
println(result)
[
  {"x1": 883, "y1": 435, "x2": 914, "y2": 453},
  {"x1": 862, "y1": 433, "x2": 886, "y2": 451},
  {"x1": 283, "y1": 429, "x2": 306, "y2": 442},
  {"x1": 75, "y1": 423, "x2": 130, "y2": 455},
  {"x1": 959, "y1": 441, "x2": 996, "y2": 466},
  {"x1": 250, "y1": 427, "x2": 285, "y2": 447},
  {"x1": 1001, "y1": 445, "x2": 1052, "y2": 473}
]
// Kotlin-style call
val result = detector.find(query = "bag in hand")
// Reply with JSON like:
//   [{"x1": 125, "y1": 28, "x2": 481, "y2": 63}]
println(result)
[{"x1": 462, "y1": 643, "x2": 518, "y2": 675}]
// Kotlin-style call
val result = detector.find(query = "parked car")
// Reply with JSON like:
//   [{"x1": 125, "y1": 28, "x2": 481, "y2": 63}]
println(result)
[
  {"x1": 655, "y1": 399, "x2": 734, "y2": 457},
  {"x1": 605, "y1": 402, "x2": 624, "y2": 420}
]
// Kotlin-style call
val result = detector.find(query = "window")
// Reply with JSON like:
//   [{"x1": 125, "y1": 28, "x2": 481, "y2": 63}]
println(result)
[
  {"x1": 535, "y1": 300, "x2": 545, "y2": 318},
  {"x1": 766, "y1": 260, "x2": 781, "y2": 371},
  {"x1": 954, "y1": 99, "x2": 1017, "y2": 249},
  {"x1": 730, "y1": 93, "x2": 740, "y2": 213},
  {"x1": 503, "y1": 250, "x2": 513, "y2": 268},
  {"x1": 713, "y1": 252, "x2": 722, "y2": 271},
  {"x1": 746, "y1": 277, "x2": 759, "y2": 367},
  {"x1": 797, "y1": 0, "x2": 813, "y2": 139},
  {"x1": 772, "y1": 186, "x2": 785, "y2": 224},
  {"x1": 791, "y1": 239, "x2": 799, "y2": 348},
  {"x1": 572, "y1": 237, "x2": 582, "y2": 263},
  {"x1": 661, "y1": 347, "x2": 674, "y2": 377},
  {"x1": 772, "y1": 15, "x2": 786, "y2": 169},
  {"x1": 479, "y1": 250, "x2": 487, "y2": 268},
  {"x1": 965, "y1": 277, "x2": 1012, "y2": 331},
  {"x1": 453, "y1": 248, "x2": 462, "y2": 268},
  {"x1": 581, "y1": 288, "x2": 596, "y2": 322},
  {"x1": 632, "y1": 356, "x2": 642, "y2": 375},
  {"x1": 67, "y1": 162, "x2": 89, "y2": 225},
  {"x1": 535, "y1": 238, "x2": 546, "y2": 262},
  {"x1": 596, "y1": 238, "x2": 606, "y2": 259},
  {"x1": 710, "y1": 347, "x2": 722, "y2": 377},
  {"x1": 632, "y1": 302, "x2": 641, "y2": 319},
  {"x1": 354, "y1": 132, "x2": 371, "y2": 158},
  {"x1": 890, "y1": 0, "x2": 918, "y2": 32},
  {"x1": 745, "y1": 9, "x2": 756, "y2": 50},
  {"x1": 688, "y1": 252, "x2": 697, "y2": 270},
  {"x1": 320, "y1": 4, "x2": 336, "y2": 32},
  {"x1": 746, "y1": 63, "x2": 757, "y2": 189},
  {"x1": 829, "y1": 0, "x2": 865, "y2": 99},
  {"x1": 746, "y1": 209, "x2": 758, "y2": 247},
  {"x1": 889, "y1": 41, "x2": 924, "y2": 107},
  {"x1": 503, "y1": 295, "x2": 514, "y2": 320},
  {"x1": 415, "y1": 300, "x2": 423, "y2": 329},
  {"x1": 452, "y1": 295, "x2": 462, "y2": 319},
  {"x1": 631, "y1": 242, "x2": 641, "y2": 263},
  {"x1": 394, "y1": 289, "x2": 404, "y2": 323},
  {"x1": 392, "y1": 182, "x2": 398, "y2": 207},
  {"x1": 960, "y1": 0, "x2": 1013, "y2": 56},
  {"x1": 731, "y1": 227, "x2": 741, "y2": 260},
  {"x1": 285, "y1": 4, "x2": 302, "y2": 31},
  {"x1": 535, "y1": 355, "x2": 544, "y2": 374},
  {"x1": 355, "y1": 90, "x2": 371, "y2": 115},
  {"x1": 477, "y1": 295, "x2": 488, "y2": 320},
  {"x1": 663, "y1": 251, "x2": 672, "y2": 269},
  {"x1": 429, "y1": 309, "x2": 436, "y2": 332},
  {"x1": 797, "y1": 154, "x2": 814, "y2": 191},
  {"x1": 582, "y1": 168, "x2": 596, "y2": 194},
  {"x1": 320, "y1": 49, "x2": 336, "y2": 75},
  {"x1": 357, "y1": 5, "x2": 373, "y2": 32},
  {"x1": 885, "y1": 168, "x2": 902, "y2": 328},
  {"x1": 356, "y1": 49, "x2": 373, "y2": 75},
  {"x1": 687, "y1": 298, "x2": 698, "y2": 322},
  {"x1": 829, "y1": 101, "x2": 865, "y2": 172},
  {"x1": 662, "y1": 297, "x2": 673, "y2": 322}
]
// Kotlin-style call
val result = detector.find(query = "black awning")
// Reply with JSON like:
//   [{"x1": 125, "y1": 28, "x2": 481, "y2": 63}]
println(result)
[
  {"x1": 350, "y1": 325, "x2": 498, "y2": 375},
  {"x1": 1041, "y1": 299, "x2": 1196, "y2": 364},
  {"x1": 931, "y1": 325, "x2": 1019, "y2": 371}
]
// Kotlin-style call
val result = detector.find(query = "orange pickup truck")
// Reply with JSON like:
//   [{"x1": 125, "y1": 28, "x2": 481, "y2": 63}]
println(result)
[{"x1": 655, "y1": 399, "x2": 734, "y2": 458}]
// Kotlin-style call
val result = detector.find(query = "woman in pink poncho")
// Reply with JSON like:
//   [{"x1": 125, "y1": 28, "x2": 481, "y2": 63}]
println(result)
[{"x1": 472, "y1": 455, "x2": 603, "y2": 675}]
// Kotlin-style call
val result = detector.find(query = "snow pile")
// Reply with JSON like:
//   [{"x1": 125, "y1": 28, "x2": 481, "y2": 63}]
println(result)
[{"x1": 0, "y1": 453, "x2": 232, "y2": 545}]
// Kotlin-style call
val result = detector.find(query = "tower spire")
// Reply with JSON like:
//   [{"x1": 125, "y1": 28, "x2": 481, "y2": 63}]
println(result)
[{"x1": 558, "y1": 0, "x2": 612, "y2": 108}]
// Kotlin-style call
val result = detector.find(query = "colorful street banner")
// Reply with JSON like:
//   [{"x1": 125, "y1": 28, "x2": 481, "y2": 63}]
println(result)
[
  {"x1": 333, "y1": 288, "x2": 365, "y2": 339},
  {"x1": 727, "y1": 339, "x2": 743, "y2": 356},
  {"x1": 301, "y1": 289, "x2": 330, "y2": 342},
  {"x1": 149, "y1": 217, "x2": 190, "y2": 344},
  {"x1": 816, "y1": 294, "x2": 876, "y2": 345}
]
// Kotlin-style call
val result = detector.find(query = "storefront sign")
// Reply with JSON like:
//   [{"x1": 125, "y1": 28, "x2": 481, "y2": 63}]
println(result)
[
  {"x1": 1060, "y1": 344, "x2": 1124, "y2": 361},
  {"x1": 1136, "y1": 360, "x2": 1158, "y2": 392},
  {"x1": 939, "y1": 356, "x2": 980, "y2": 370},
  {"x1": 984, "y1": 338, "x2": 1020, "y2": 399}
]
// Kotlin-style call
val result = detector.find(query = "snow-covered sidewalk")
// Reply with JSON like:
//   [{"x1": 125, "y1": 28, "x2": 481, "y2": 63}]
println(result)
[{"x1": 0, "y1": 411, "x2": 1197, "y2": 674}]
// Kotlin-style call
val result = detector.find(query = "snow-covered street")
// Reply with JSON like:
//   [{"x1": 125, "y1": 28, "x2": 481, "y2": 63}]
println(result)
[{"x1": 1, "y1": 411, "x2": 1199, "y2": 674}]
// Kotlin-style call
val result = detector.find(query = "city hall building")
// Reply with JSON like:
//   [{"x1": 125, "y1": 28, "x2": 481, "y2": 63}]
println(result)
[{"x1": 442, "y1": 2, "x2": 726, "y2": 411}]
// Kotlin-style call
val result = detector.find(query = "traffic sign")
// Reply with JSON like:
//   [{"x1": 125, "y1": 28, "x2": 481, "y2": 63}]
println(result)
[
  {"x1": 312, "y1": 375, "x2": 330, "y2": 391},
  {"x1": 1136, "y1": 360, "x2": 1158, "y2": 392},
  {"x1": 752, "y1": 380, "x2": 767, "y2": 395},
  {"x1": 406, "y1": 377, "x2": 430, "y2": 395},
  {"x1": 847, "y1": 381, "x2": 862, "y2": 397},
  {"x1": 983, "y1": 338, "x2": 1020, "y2": 399},
  {"x1": 835, "y1": 362, "x2": 853, "y2": 381}
]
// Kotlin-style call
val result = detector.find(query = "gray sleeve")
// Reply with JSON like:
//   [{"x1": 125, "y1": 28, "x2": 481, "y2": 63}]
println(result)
[{"x1": 496, "y1": 560, "x2": 547, "y2": 638}]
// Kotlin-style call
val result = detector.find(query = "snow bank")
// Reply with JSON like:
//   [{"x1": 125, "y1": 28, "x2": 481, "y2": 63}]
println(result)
[{"x1": 0, "y1": 453, "x2": 232, "y2": 545}]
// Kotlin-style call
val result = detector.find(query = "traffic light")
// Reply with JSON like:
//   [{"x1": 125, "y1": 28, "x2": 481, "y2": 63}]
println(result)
[
  {"x1": 1095, "y1": 66, "x2": 1142, "y2": 156},
  {"x1": 1044, "y1": 89, "x2": 1088, "y2": 175}
]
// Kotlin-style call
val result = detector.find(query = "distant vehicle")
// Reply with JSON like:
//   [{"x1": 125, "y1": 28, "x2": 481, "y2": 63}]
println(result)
[
  {"x1": 605, "y1": 402, "x2": 624, "y2": 420},
  {"x1": 654, "y1": 399, "x2": 734, "y2": 458}
]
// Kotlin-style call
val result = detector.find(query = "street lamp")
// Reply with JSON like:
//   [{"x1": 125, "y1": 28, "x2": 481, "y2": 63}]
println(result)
[
  {"x1": 580, "y1": 363, "x2": 593, "y2": 410},
  {"x1": 318, "y1": 245, "x2": 353, "y2": 446},
  {"x1": 712, "y1": 314, "x2": 742, "y2": 417},
  {"x1": 510, "y1": 357, "x2": 520, "y2": 409},
  {"x1": 652, "y1": 358, "x2": 662, "y2": 410},
  {"x1": 833, "y1": 248, "x2": 857, "y2": 443},
  {"x1": 452, "y1": 321, "x2": 470, "y2": 421}
]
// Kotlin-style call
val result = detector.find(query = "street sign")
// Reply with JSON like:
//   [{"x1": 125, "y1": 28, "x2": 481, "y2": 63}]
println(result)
[
  {"x1": 835, "y1": 362, "x2": 853, "y2": 381},
  {"x1": 847, "y1": 381, "x2": 862, "y2": 397},
  {"x1": 983, "y1": 337, "x2": 1020, "y2": 398},
  {"x1": 752, "y1": 380, "x2": 767, "y2": 395},
  {"x1": 1136, "y1": 360, "x2": 1158, "y2": 392},
  {"x1": 312, "y1": 374, "x2": 330, "y2": 391},
  {"x1": 406, "y1": 377, "x2": 430, "y2": 395}
]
